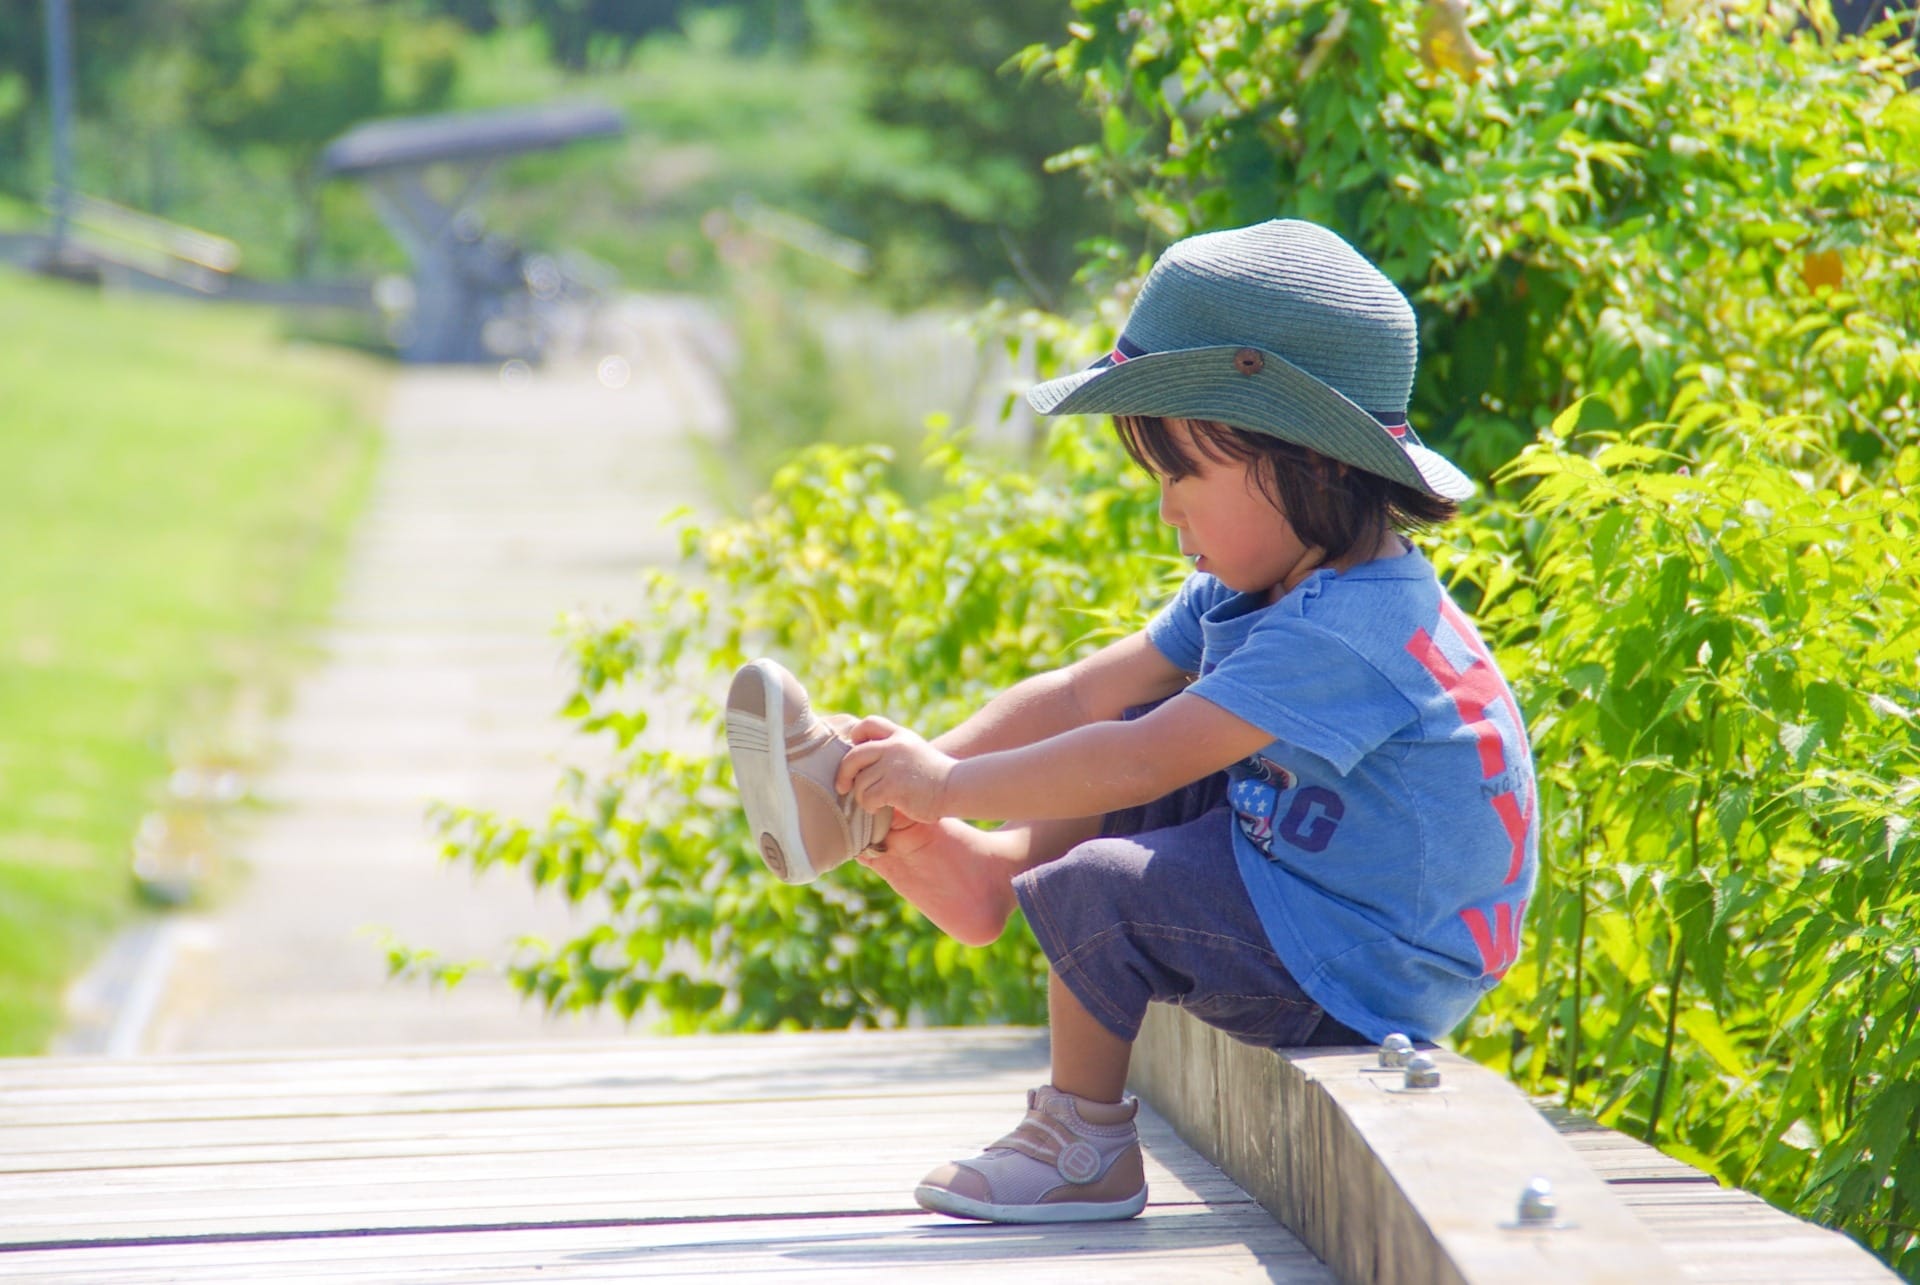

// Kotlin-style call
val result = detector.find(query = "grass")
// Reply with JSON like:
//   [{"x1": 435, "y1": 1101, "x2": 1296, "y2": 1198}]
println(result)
[{"x1": 0, "y1": 269, "x2": 384, "y2": 1054}]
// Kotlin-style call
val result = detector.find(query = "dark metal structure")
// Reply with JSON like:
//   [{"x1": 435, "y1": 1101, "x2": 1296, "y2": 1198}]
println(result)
[{"x1": 318, "y1": 102, "x2": 625, "y2": 363}]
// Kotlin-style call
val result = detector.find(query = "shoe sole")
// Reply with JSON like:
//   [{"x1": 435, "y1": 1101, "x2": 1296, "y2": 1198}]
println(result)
[
  {"x1": 912, "y1": 1183, "x2": 1148, "y2": 1224},
  {"x1": 725, "y1": 660, "x2": 818, "y2": 884}
]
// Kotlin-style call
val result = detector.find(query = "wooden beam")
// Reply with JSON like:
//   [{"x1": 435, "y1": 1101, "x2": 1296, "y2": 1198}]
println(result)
[{"x1": 1127, "y1": 1005, "x2": 1682, "y2": 1285}]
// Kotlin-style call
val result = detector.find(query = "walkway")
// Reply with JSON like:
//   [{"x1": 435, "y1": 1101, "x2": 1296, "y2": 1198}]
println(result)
[
  {"x1": 63, "y1": 298, "x2": 730, "y2": 1054},
  {"x1": 0, "y1": 1030, "x2": 1329, "y2": 1282}
]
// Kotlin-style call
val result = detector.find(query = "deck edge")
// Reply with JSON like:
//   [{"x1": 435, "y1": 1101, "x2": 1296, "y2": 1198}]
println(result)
[{"x1": 1127, "y1": 1005, "x2": 1684, "y2": 1285}]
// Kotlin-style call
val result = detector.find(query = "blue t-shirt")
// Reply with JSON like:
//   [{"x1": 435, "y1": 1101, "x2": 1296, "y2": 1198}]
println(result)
[{"x1": 1145, "y1": 547, "x2": 1538, "y2": 1042}]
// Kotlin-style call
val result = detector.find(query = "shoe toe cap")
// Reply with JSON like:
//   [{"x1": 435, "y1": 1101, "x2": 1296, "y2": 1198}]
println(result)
[{"x1": 918, "y1": 1161, "x2": 991, "y2": 1202}]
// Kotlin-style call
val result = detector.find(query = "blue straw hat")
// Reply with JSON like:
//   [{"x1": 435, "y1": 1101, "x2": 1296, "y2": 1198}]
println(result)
[{"x1": 1027, "y1": 219, "x2": 1474, "y2": 501}]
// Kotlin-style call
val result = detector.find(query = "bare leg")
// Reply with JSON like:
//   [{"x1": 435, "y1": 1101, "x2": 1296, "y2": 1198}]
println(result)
[
  {"x1": 1047, "y1": 971, "x2": 1133, "y2": 1104},
  {"x1": 858, "y1": 814, "x2": 1099, "y2": 947}
]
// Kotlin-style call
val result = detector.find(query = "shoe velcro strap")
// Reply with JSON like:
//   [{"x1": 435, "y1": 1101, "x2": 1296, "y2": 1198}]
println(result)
[
  {"x1": 991, "y1": 1115, "x2": 1073, "y2": 1164},
  {"x1": 785, "y1": 722, "x2": 836, "y2": 754}
]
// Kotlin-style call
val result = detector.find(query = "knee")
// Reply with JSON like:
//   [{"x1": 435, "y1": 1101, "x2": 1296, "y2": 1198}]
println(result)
[{"x1": 1016, "y1": 837, "x2": 1133, "y2": 908}]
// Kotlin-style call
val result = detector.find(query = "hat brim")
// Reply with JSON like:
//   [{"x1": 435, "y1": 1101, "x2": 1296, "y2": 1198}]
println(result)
[{"x1": 1028, "y1": 345, "x2": 1474, "y2": 501}]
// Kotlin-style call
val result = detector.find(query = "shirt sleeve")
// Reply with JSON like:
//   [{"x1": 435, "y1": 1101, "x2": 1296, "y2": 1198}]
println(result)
[
  {"x1": 1143, "y1": 573, "x2": 1214, "y2": 674},
  {"x1": 1187, "y1": 615, "x2": 1418, "y2": 775}
]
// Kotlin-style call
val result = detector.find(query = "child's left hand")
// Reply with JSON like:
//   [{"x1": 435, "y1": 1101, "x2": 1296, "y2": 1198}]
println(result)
[{"x1": 836, "y1": 717, "x2": 955, "y2": 824}]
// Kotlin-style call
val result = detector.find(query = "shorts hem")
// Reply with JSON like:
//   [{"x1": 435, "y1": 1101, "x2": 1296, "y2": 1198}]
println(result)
[{"x1": 1014, "y1": 876, "x2": 1142, "y2": 1043}]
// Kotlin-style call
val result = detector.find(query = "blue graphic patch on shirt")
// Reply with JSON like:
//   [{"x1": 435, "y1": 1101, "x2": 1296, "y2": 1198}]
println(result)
[
  {"x1": 1229, "y1": 773, "x2": 1279, "y2": 851},
  {"x1": 1231, "y1": 758, "x2": 1344, "y2": 856}
]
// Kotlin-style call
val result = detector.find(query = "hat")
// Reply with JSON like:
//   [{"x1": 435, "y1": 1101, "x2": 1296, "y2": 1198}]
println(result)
[{"x1": 1026, "y1": 219, "x2": 1474, "y2": 500}]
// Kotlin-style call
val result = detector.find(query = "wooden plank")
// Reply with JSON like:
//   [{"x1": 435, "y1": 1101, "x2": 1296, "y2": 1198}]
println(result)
[
  {"x1": 0, "y1": 1031, "x2": 1051, "y2": 1096},
  {"x1": 0, "y1": 1209, "x2": 1336, "y2": 1283},
  {"x1": 0, "y1": 1111, "x2": 1245, "y2": 1244},
  {"x1": 0, "y1": 1095, "x2": 1040, "y2": 1160},
  {"x1": 1128, "y1": 1004, "x2": 1683, "y2": 1285},
  {"x1": 1612, "y1": 1188, "x2": 1893, "y2": 1284},
  {"x1": 0, "y1": 1109, "x2": 1243, "y2": 1180},
  {"x1": 1545, "y1": 1108, "x2": 1898, "y2": 1281},
  {"x1": 1552, "y1": 1132, "x2": 1716, "y2": 1185},
  {"x1": 0, "y1": 1128, "x2": 1242, "y2": 1196},
  {"x1": 0, "y1": 1077, "x2": 1056, "y2": 1128}
]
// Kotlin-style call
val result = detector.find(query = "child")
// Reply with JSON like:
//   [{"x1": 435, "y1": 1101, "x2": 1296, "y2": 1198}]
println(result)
[{"x1": 725, "y1": 218, "x2": 1537, "y2": 1225}]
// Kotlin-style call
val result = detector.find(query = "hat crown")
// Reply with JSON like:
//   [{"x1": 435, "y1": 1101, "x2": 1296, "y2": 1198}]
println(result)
[{"x1": 1124, "y1": 220, "x2": 1416, "y2": 414}]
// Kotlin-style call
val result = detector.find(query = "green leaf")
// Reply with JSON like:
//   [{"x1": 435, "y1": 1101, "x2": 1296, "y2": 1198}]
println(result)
[{"x1": 1680, "y1": 1007, "x2": 1749, "y2": 1079}]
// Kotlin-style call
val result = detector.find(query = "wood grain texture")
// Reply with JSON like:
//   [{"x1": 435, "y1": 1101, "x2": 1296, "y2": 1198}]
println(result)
[
  {"x1": 0, "y1": 1030, "x2": 1336, "y2": 1282},
  {"x1": 1130, "y1": 1005, "x2": 1679, "y2": 1284},
  {"x1": 1129, "y1": 1004, "x2": 1898, "y2": 1285}
]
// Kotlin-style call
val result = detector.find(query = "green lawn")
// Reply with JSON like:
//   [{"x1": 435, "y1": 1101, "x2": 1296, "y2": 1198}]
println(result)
[{"x1": 0, "y1": 270, "x2": 383, "y2": 1054}]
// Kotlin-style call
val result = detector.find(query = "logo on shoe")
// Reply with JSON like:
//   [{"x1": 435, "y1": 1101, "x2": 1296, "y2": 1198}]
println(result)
[
  {"x1": 1056, "y1": 1140, "x2": 1103, "y2": 1185},
  {"x1": 759, "y1": 834, "x2": 790, "y2": 881}
]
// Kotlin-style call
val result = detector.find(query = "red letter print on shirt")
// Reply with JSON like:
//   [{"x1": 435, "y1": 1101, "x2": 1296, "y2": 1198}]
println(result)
[
  {"x1": 1407, "y1": 599, "x2": 1537, "y2": 979},
  {"x1": 1459, "y1": 897, "x2": 1528, "y2": 979}
]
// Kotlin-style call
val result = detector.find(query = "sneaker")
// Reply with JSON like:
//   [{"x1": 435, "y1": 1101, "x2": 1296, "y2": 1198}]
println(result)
[
  {"x1": 724, "y1": 658, "x2": 891, "y2": 884},
  {"x1": 914, "y1": 1085, "x2": 1148, "y2": 1223}
]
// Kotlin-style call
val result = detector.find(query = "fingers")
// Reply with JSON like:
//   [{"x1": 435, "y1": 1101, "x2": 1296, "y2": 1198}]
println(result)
[
  {"x1": 836, "y1": 722, "x2": 908, "y2": 794},
  {"x1": 847, "y1": 760, "x2": 893, "y2": 815},
  {"x1": 835, "y1": 743, "x2": 877, "y2": 795},
  {"x1": 845, "y1": 715, "x2": 901, "y2": 744}
]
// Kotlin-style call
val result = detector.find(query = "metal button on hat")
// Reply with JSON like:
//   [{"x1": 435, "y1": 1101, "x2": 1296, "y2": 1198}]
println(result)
[{"x1": 1234, "y1": 348, "x2": 1265, "y2": 375}]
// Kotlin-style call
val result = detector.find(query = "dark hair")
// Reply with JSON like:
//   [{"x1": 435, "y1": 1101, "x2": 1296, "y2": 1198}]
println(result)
[{"x1": 1114, "y1": 415, "x2": 1457, "y2": 561}]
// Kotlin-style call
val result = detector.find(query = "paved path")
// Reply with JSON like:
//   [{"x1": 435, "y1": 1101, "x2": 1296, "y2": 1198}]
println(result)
[{"x1": 66, "y1": 298, "x2": 731, "y2": 1054}]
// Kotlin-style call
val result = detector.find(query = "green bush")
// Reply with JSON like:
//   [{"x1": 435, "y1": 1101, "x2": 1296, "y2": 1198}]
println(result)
[
  {"x1": 1033, "y1": 0, "x2": 1920, "y2": 475},
  {"x1": 418, "y1": 428, "x2": 1172, "y2": 1031},
  {"x1": 1450, "y1": 407, "x2": 1919, "y2": 1270}
]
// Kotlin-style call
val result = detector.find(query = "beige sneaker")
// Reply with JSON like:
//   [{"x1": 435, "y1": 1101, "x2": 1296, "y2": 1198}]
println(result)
[
  {"x1": 725, "y1": 659, "x2": 891, "y2": 883},
  {"x1": 914, "y1": 1086, "x2": 1148, "y2": 1223}
]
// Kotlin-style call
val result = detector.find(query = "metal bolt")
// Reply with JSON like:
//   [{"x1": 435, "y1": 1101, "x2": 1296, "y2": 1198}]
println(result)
[
  {"x1": 1516, "y1": 1176, "x2": 1558, "y2": 1225},
  {"x1": 1403, "y1": 1051, "x2": 1441, "y2": 1089},
  {"x1": 1378, "y1": 1033, "x2": 1415, "y2": 1068}
]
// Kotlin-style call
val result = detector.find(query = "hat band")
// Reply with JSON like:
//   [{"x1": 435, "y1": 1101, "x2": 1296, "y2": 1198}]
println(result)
[
  {"x1": 1094, "y1": 332, "x2": 1423, "y2": 446},
  {"x1": 1095, "y1": 334, "x2": 1150, "y2": 368}
]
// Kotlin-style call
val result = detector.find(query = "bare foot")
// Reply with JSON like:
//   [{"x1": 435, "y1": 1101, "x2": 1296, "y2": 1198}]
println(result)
[{"x1": 858, "y1": 818, "x2": 1023, "y2": 947}]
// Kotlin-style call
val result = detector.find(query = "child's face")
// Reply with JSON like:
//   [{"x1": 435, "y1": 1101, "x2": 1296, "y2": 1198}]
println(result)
[{"x1": 1155, "y1": 420, "x2": 1318, "y2": 602}]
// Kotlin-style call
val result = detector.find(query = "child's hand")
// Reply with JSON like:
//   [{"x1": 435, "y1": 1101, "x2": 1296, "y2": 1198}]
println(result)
[{"x1": 836, "y1": 717, "x2": 955, "y2": 824}]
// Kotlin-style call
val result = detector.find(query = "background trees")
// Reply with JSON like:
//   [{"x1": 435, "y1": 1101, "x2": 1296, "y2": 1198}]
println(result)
[{"x1": 0, "y1": 0, "x2": 1100, "y2": 300}]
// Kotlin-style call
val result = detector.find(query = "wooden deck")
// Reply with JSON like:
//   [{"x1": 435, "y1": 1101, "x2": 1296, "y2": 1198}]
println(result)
[{"x1": 0, "y1": 1029, "x2": 1333, "y2": 1282}]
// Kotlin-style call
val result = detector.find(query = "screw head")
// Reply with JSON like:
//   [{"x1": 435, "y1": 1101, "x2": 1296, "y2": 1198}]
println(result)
[
  {"x1": 1403, "y1": 1052, "x2": 1441, "y2": 1089},
  {"x1": 1378, "y1": 1033, "x2": 1415, "y2": 1068},
  {"x1": 1517, "y1": 1176, "x2": 1557, "y2": 1225}
]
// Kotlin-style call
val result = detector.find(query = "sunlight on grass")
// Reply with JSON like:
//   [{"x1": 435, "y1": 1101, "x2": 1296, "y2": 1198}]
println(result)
[{"x1": 0, "y1": 271, "x2": 384, "y2": 1054}]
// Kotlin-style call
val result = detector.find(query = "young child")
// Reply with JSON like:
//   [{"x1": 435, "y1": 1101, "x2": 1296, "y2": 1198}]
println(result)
[{"x1": 725, "y1": 218, "x2": 1537, "y2": 1225}]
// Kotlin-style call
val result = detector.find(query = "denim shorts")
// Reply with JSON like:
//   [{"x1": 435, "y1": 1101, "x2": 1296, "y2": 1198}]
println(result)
[{"x1": 1013, "y1": 772, "x2": 1364, "y2": 1050}]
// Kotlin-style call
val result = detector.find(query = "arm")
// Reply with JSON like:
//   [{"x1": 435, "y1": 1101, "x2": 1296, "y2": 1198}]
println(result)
[
  {"x1": 932, "y1": 630, "x2": 1191, "y2": 758},
  {"x1": 841, "y1": 690, "x2": 1274, "y2": 823}
]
